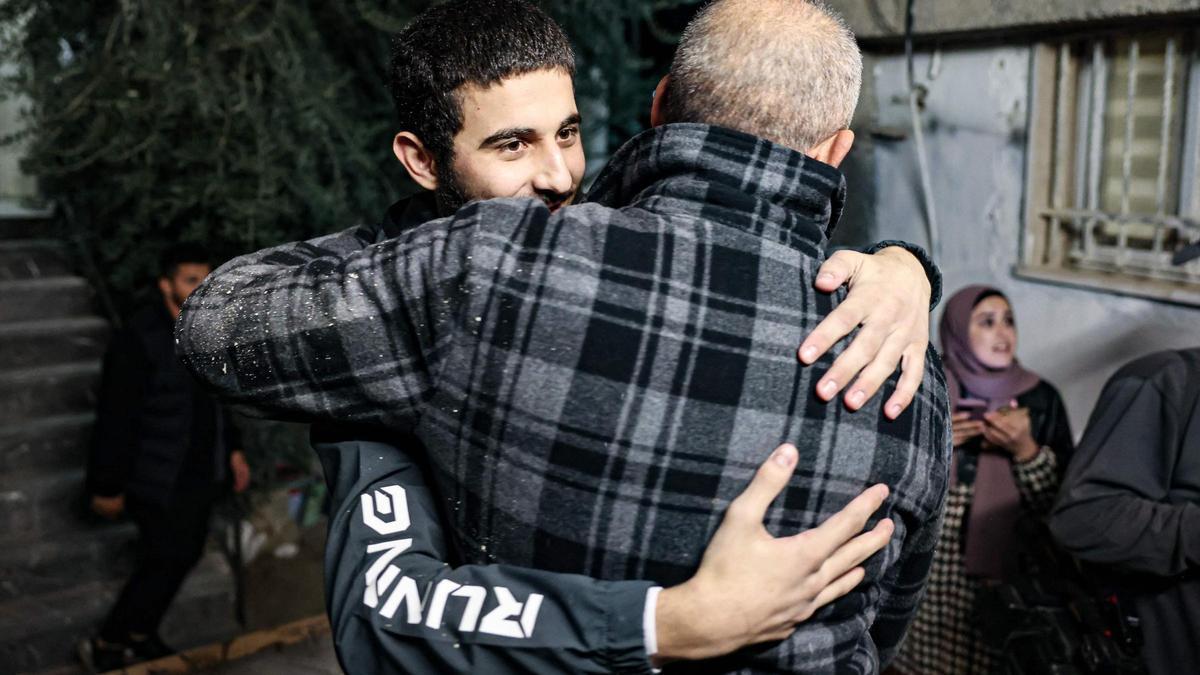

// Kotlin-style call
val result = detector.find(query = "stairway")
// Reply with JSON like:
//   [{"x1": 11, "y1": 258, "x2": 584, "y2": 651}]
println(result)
[{"x1": 0, "y1": 216, "x2": 238, "y2": 674}]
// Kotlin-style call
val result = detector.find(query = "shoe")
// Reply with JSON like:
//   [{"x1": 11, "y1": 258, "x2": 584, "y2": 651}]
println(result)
[
  {"x1": 78, "y1": 636, "x2": 131, "y2": 673},
  {"x1": 127, "y1": 632, "x2": 175, "y2": 661}
]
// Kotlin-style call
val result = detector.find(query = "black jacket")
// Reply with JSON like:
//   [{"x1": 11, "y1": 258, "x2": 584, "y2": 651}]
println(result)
[
  {"x1": 88, "y1": 302, "x2": 240, "y2": 507},
  {"x1": 1050, "y1": 348, "x2": 1200, "y2": 675}
]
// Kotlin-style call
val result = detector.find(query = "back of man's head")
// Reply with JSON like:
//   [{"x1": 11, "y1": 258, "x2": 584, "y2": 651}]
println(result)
[
  {"x1": 661, "y1": 0, "x2": 862, "y2": 153},
  {"x1": 389, "y1": 0, "x2": 575, "y2": 167}
]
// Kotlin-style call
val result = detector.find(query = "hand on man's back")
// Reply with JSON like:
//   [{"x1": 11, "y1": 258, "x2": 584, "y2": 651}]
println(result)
[
  {"x1": 653, "y1": 443, "x2": 894, "y2": 665},
  {"x1": 799, "y1": 247, "x2": 932, "y2": 419}
]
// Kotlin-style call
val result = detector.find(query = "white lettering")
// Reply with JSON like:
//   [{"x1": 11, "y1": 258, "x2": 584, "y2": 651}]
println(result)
[
  {"x1": 423, "y1": 579, "x2": 462, "y2": 629},
  {"x1": 450, "y1": 585, "x2": 487, "y2": 632},
  {"x1": 479, "y1": 586, "x2": 525, "y2": 638},
  {"x1": 363, "y1": 538, "x2": 412, "y2": 608},
  {"x1": 379, "y1": 575, "x2": 422, "y2": 623},
  {"x1": 361, "y1": 485, "x2": 410, "y2": 535}
]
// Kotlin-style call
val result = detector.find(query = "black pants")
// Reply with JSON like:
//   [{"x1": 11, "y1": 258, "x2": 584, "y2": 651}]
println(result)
[{"x1": 99, "y1": 491, "x2": 216, "y2": 640}]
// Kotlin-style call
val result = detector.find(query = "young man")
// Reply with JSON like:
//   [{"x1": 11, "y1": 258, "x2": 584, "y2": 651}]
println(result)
[
  {"x1": 179, "y1": 1, "x2": 949, "y2": 671},
  {"x1": 84, "y1": 244, "x2": 250, "y2": 671}
]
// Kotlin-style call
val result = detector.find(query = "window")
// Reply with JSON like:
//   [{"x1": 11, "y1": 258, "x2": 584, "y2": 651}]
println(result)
[{"x1": 1022, "y1": 30, "x2": 1200, "y2": 305}]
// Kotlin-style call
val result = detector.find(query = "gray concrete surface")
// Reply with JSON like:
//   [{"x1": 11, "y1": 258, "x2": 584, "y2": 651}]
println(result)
[{"x1": 828, "y1": 0, "x2": 1200, "y2": 41}]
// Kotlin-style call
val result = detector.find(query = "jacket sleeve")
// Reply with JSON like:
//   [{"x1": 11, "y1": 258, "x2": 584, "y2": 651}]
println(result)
[
  {"x1": 321, "y1": 436, "x2": 656, "y2": 675},
  {"x1": 86, "y1": 326, "x2": 148, "y2": 497},
  {"x1": 174, "y1": 209, "x2": 486, "y2": 429},
  {"x1": 1049, "y1": 374, "x2": 1200, "y2": 577},
  {"x1": 869, "y1": 492, "x2": 944, "y2": 667}
]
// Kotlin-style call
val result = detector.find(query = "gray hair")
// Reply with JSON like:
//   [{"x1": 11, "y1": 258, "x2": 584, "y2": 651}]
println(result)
[{"x1": 661, "y1": 0, "x2": 862, "y2": 151}]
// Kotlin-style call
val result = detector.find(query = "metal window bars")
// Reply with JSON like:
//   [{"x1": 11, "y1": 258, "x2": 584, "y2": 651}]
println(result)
[{"x1": 1036, "y1": 31, "x2": 1200, "y2": 289}]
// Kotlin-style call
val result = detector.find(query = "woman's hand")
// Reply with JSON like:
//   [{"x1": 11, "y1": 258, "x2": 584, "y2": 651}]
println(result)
[
  {"x1": 982, "y1": 406, "x2": 1040, "y2": 462},
  {"x1": 951, "y1": 411, "x2": 984, "y2": 447}
]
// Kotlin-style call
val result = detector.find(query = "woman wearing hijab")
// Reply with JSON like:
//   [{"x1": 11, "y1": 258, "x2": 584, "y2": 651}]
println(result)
[{"x1": 893, "y1": 285, "x2": 1074, "y2": 674}]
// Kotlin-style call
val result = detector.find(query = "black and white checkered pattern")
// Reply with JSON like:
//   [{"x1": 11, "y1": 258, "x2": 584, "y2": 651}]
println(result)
[
  {"x1": 892, "y1": 448, "x2": 1059, "y2": 675},
  {"x1": 178, "y1": 123, "x2": 952, "y2": 673}
]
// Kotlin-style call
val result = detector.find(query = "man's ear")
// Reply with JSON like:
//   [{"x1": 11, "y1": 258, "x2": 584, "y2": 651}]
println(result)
[
  {"x1": 157, "y1": 277, "x2": 171, "y2": 299},
  {"x1": 393, "y1": 131, "x2": 439, "y2": 190},
  {"x1": 649, "y1": 75, "x2": 670, "y2": 128},
  {"x1": 806, "y1": 129, "x2": 856, "y2": 168}
]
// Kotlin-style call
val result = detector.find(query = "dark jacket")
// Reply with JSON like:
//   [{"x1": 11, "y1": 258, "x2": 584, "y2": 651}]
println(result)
[
  {"x1": 179, "y1": 123, "x2": 952, "y2": 673},
  {"x1": 1050, "y1": 348, "x2": 1200, "y2": 675},
  {"x1": 88, "y1": 302, "x2": 240, "y2": 507}
]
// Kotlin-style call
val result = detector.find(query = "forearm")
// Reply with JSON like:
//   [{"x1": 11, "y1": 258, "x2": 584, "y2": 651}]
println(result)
[
  {"x1": 87, "y1": 339, "x2": 146, "y2": 496},
  {"x1": 1050, "y1": 493, "x2": 1200, "y2": 577},
  {"x1": 176, "y1": 222, "x2": 465, "y2": 426},
  {"x1": 323, "y1": 437, "x2": 656, "y2": 674}
]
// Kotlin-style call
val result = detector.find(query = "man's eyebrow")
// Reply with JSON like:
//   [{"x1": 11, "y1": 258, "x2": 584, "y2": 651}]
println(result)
[
  {"x1": 479, "y1": 127, "x2": 535, "y2": 149},
  {"x1": 478, "y1": 114, "x2": 583, "y2": 149}
]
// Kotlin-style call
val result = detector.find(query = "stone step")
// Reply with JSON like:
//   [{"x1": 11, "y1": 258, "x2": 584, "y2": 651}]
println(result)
[
  {"x1": 0, "y1": 361, "x2": 101, "y2": 427},
  {"x1": 0, "y1": 276, "x2": 94, "y2": 323},
  {"x1": 0, "y1": 316, "x2": 109, "y2": 371},
  {"x1": 0, "y1": 239, "x2": 71, "y2": 281},
  {"x1": 0, "y1": 412, "x2": 94, "y2": 474},
  {"x1": 0, "y1": 521, "x2": 138, "y2": 600},
  {"x1": 0, "y1": 551, "x2": 238, "y2": 673},
  {"x1": 0, "y1": 217, "x2": 52, "y2": 240},
  {"x1": 0, "y1": 467, "x2": 91, "y2": 543}
]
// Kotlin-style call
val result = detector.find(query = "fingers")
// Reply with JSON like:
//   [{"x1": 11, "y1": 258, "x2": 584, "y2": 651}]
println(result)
[
  {"x1": 790, "y1": 483, "x2": 889, "y2": 559},
  {"x1": 816, "y1": 313, "x2": 891, "y2": 404},
  {"x1": 884, "y1": 345, "x2": 925, "y2": 419},
  {"x1": 726, "y1": 444, "x2": 799, "y2": 523},
  {"x1": 950, "y1": 411, "x2": 972, "y2": 422},
  {"x1": 818, "y1": 517, "x2": 895, "y2": 582},
  {"x1": 813, "y1": 250, "x2": 861, "y2": 293},
  {"x1": 799, "y1": 297, "x2": 868, "y2": 367},
  {"x1": 842, "y1": 331, "x2": 907, "y2": 411},
  {"x1": 953, "y1": 420, "x2": 985, "y2": 435},
  {"x1": 801, "y1": 566, "x2": 867, "y2": 621}
]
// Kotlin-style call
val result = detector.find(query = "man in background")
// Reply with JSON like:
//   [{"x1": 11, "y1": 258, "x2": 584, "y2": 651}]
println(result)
[
  {"x1": 83, "y1": 243, "x2": 251, "y2": 671},
  {"x1": 1050, "y1": 348, "x2": 1200, "y2": 675}
]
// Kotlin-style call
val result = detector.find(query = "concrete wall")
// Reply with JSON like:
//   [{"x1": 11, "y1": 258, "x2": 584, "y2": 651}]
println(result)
[
  {"x1": 829, "y1": 0, "x2": 1200, "y2": 41},
  {"x1": 846, "y1": 44, "x2": 1199, "y2": 436},
  {"x1": 0, "y1": 24, "x2": 39, "y2": 213},
  {"x1": 0, "y1": 94, "x2": 37, "y2": 209}
]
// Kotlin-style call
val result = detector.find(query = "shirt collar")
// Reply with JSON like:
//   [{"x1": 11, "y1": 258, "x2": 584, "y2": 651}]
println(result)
[
  {"x1": 380, "y1": 190, "x2": 440, "y2": 238},
  {"x1": 584, "y1": 123, "x2": 846, "y2": 253}
]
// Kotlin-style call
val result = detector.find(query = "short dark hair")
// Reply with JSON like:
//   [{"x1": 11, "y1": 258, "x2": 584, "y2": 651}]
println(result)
[
  {"x1": 388, "y1": 0, "x2": 575, "y2": 170},
  {"x1": 159, "y1": 242, "x2": 211, "y2": 279}
]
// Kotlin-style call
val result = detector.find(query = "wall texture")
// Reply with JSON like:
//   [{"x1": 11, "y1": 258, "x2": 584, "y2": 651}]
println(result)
[
  {"x1": 829, "y1": 0, "x2": 1200, "y2": 41},
  {"x1": 849, "y1": 44, "x2": 1199, "y2": 436}
]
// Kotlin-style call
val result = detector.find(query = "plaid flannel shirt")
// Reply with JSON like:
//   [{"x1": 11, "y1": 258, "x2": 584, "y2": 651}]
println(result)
[{"x1": 179, "y1": 123, "x2": 951, "y2": 673}]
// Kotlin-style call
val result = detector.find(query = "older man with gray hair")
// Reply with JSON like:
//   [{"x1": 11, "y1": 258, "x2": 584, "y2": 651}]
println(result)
[{"x1": 179, "y1": 0, "x2": 950, "y2": 672}]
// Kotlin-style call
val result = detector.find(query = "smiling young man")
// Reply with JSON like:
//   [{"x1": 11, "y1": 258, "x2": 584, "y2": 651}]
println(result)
[{"x1": 179, "y1": 1, "x2": 949, "y2": 672}]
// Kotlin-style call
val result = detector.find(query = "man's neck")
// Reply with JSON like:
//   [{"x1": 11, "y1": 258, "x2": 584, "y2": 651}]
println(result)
[{"x1": 585, "y1": 122, "x2": 846, "y2": 251}]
